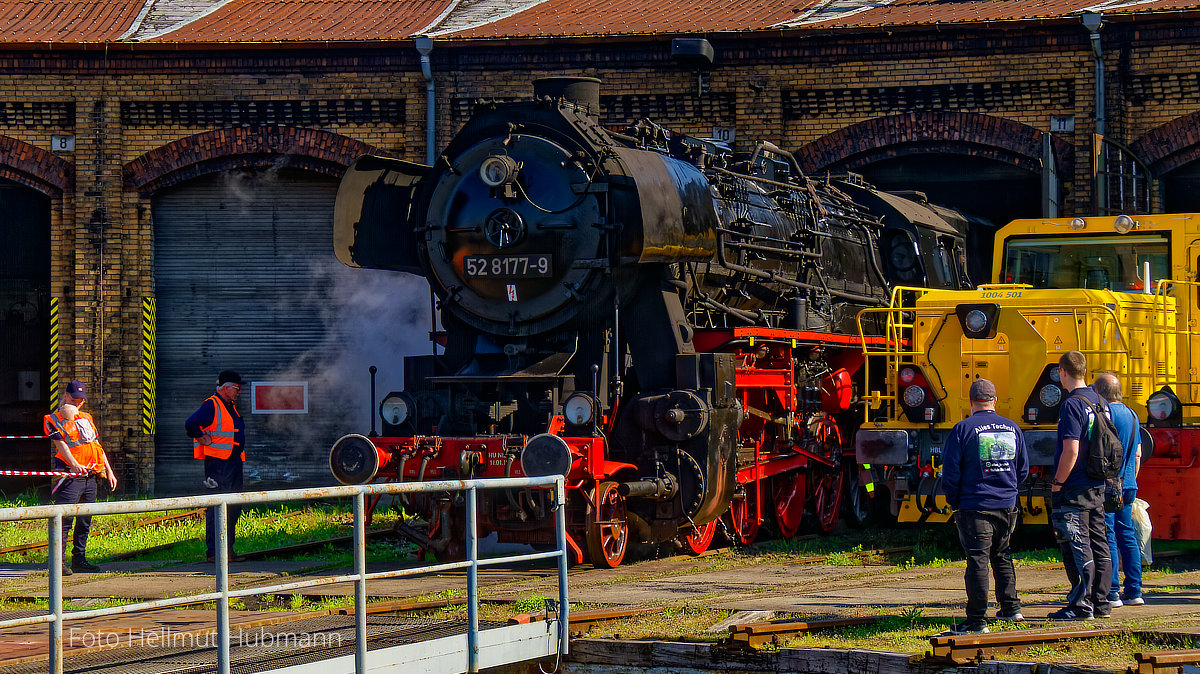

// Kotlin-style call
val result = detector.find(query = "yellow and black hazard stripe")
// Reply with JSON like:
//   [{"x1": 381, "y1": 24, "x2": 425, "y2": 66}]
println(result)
[
  {"x1": 48, "y1": 297, "x2": 59, "y2": 411},
  {"x1": 862, "y1": 463, "x2": 875, "y2": 495},
  {"x1": 141, "y1": 297, "x2": 156, "y2": 435}
]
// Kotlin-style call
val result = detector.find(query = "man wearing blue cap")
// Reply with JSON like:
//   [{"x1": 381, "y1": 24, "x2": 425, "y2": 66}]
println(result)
[{"x1": 44, "y1": 379, "x2": 116, "y2": 575}]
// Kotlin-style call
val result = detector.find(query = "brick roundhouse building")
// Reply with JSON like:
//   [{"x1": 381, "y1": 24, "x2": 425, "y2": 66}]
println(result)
[{"x1": 0, "y1": 0, "x2": 1198, "y2": 495}]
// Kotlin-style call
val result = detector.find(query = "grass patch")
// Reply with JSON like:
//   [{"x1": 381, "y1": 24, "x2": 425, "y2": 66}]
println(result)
[{"x1": 0, "y1": 498, "x2": 416, "y2": 565}]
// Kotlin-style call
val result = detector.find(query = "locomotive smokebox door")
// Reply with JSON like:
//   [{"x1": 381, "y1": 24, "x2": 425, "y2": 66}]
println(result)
[{"x1": 334, "y1": 155, "x2": 429, "y2": 274}]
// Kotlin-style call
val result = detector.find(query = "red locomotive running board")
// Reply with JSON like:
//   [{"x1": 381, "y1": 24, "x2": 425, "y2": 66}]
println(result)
[{"x1": 692, "y1": 327, "x2": 897, "y2": 353}]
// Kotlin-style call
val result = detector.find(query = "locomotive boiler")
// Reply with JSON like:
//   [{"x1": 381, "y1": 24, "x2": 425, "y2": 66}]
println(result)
[{"x1": 330, "y1": 77, "x2": 973, "y2": 566}]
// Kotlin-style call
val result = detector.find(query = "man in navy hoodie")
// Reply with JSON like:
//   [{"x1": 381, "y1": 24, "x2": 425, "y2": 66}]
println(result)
[{"x1": 942, "y1": 378, "x2": 1030, "y2": 634}]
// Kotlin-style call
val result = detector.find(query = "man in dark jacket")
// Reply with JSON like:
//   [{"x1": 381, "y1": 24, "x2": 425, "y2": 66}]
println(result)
[
  {"x1": 186, "y1": 370, "x2": 247, "y2": 563},
  {"x1": 941, "y1": 378, "x2": 1030, "y2": 634},
  {"x1": 1049, "y1": 350, "x2": 1113, "y2": 620}
]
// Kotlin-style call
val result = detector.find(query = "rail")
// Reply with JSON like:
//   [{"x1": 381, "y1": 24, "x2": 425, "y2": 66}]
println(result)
[{"x1": 0, "y1": 476, "x2": 570, "y2": 674}]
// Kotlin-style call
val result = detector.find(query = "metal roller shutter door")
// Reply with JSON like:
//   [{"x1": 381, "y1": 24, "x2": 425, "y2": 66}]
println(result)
[{"x1": 152, "y1": 168, "x2": 419, "y2": 494}]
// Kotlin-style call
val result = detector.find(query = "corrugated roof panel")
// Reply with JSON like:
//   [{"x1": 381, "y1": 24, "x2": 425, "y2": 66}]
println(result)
[
  {"x1": 789, "y1": 0, "x2": 1200, "y2": 28},
  {"x1": 1101, "y1": 0, "x2": 1200, "y2": 11},
  {"x1": 150, "y1": 0, "x2": 455, "y2": 42},
  {"x1": 440, "y1": 0, "x2": 830, "y2": 37},
  {"x1": 0, "y1": 0, "x2": 145, "y2": 42}
]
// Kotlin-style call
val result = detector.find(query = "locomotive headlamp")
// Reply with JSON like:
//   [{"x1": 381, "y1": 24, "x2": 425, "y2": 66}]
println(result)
[
  {"x1": 1147, "y1": 386, "x2": 1182, "y2": 427},
  {"x1": 1068, "y1": 217, "x2": 1087, "y2": 231},
  {"x1": 896, "y1": 365, "x2": 941, "y2": 423},
  {"x1": 1113, "y1": 214, "x2": 1137, "y2": 234},
  {"x1": 563, "y1": 392, "x2": 596, "y2": 425},
  {"x1": 379, "y1": 394, "x2": 411, "y2": 426},
  {"x1": 1023, "y1": 363, "x2": 1067, "y2": 423},
  {"x1": 479, "y1": 155, "x2": 519, "y2": 187},
  {"x1": 963, "y1": 309, "x2": 988, "y2": 334},
  {"x1": 1038, "y1": 384, "x2": 1063, "y2": 407},
  {"x1": 902, "y1": 385, "x2": 927, "y2": 407},
  {"x1": 955, "y1": 303, "x2": 1000, "y2": 339}
]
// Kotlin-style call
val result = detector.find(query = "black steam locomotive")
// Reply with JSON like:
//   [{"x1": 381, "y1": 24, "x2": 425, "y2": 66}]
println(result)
[{"x1": 330, "y1": 77, "x2": 972, "y2": 566}]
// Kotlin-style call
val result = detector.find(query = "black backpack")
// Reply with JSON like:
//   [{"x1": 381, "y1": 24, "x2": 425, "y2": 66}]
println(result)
[{"x1": 1068, "y1": 393, "x2": 1125, "y2": 480}]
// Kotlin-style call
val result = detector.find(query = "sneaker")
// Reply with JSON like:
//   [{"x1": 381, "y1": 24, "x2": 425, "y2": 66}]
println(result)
[
  {"x1": 1125, "y1": 596, "x2": 1145, "y2": 606},
  {"x1": 1107, "y1": 596, "x2": 1123, "y2": 608},
  {"x1": 71, "y1": 559, "x2": 102, "y2": 573},
  {"x1": 60, "y1": 562, "x2": 73, "y2": 577},
  {"x1": 939, "y1": 620, "x2": 989, "y2": 635},
  {"x1": 1094, "y1": 608, "x2": 1112, "y2": 619},
  {"x1": 1046, "y1": 607, "x2": 1093, "y2": 620},
  {"x1": 994, "y1": 611, "x2": 1025, "y2": 622}
]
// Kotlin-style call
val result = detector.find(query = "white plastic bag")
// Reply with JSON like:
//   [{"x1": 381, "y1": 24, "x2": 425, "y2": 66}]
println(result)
[{"x1": 1131, "y1": 498, "x2": 1153, "y2": 565}]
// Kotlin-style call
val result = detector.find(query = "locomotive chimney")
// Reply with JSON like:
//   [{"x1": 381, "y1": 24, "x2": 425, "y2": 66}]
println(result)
[{"x1": 533, "y1": 76, "x2": 601, "y2": 113}]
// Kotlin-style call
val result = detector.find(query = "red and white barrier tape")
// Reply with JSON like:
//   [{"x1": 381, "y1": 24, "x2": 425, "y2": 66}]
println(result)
[
  {"x1": 0, "y1": 435, "x2": 48, "y2": 440},
  {"x1": 0, "y1": 470, "x2": 86, "y2": 477}
]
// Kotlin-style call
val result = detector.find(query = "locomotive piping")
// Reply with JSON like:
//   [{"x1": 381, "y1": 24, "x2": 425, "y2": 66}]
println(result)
[{"x1": 416, "y1": 37, "x2": 435, "y2": 166}]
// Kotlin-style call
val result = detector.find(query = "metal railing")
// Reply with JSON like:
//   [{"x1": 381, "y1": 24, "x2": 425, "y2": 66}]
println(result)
[{"x1": 0, "y1": 476, "x2": 570, "y2": 674}]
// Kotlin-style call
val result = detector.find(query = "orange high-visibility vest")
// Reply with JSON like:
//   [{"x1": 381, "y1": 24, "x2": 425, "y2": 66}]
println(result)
[
  {"x1": 193, "y1": 395, "x2": 244, "y2": 461},
  {"x1": 44, "y1": 410, "x2": 105, "y2": 472}
]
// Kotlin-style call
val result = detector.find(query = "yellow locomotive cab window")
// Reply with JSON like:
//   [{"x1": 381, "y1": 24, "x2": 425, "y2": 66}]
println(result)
[{"x1": 1001, "y1": 235, "x2": 1168, "y2": 292}]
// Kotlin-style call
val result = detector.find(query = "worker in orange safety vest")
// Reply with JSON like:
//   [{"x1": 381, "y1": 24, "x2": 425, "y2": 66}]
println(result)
[
  {"x1": 44, "y1": 378, "x2": 116, "y2": 576},
  {"x1": 185, "y1": 370, "x2": 247, "y2": 563}
]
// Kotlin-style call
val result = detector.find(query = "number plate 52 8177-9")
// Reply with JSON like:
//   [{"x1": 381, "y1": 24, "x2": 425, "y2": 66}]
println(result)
[{"x1": 463, "y1": 254, "x2": 553, "y2": 278}]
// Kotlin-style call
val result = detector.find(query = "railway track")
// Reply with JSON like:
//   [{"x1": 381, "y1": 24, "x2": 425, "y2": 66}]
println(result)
[
  {"x1": 929, "y1": 626, "x2": 1200, "y2": 665},
  {"x1": 0, "y1": 509, "x2": 206, "y2": 556}
]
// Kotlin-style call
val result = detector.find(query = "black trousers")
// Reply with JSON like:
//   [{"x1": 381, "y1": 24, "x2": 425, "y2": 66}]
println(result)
[
  {"x1": 203, "y1": 456, "x2": 244, "y2": 557},
  {"x1": 955, "y1": 507, "x2": 1021, "y2": 620},
  {"x1": 52, "y1": 461, "x2": 98, "y2": 562},
  {"x1": 1051, "y1": 486, "x2": 1112, "y2": 615}
]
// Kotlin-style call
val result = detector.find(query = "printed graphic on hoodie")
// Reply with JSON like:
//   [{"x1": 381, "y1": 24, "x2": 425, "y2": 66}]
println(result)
[{"x1": 978, "y1": 430, "x2": 1017, "y2": 472}]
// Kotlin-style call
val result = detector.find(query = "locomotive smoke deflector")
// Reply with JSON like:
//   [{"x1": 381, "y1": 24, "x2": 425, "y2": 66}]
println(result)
[{"x1": 334, "y1": 155, "x2": 429, "y2": 275}]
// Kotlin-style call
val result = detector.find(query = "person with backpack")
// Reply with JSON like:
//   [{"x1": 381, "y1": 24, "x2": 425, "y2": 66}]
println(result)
[
  {"x1": 1093, "y1": 373, "x2": 1144, "y2": 607},
  {"x1": 1048, "y1": 350, "x2": 1114, "y2": 620}
]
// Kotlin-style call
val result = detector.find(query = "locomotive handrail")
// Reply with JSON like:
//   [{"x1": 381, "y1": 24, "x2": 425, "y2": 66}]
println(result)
[
  {"x1": 855, "y1": 289, "x2": 1150, "y2": 425},
  {"x1": 855, "y1": 287, "x2": 937, "y2": 422},
  {"x1": 1152, "y1": 278, "x2": 1198, "y2": 398}
]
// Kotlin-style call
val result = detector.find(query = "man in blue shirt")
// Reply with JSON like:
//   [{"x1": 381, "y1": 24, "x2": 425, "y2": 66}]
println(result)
[
  {"x1": 1093, "y1": 373, "x2": 1144, "y2": 607},
  {"x1": 941, "y1": 378, "x2": 1030, "y2": 634},
  {"x1": 1049, "y1": 351, "x2": 1113, "y2": 620}
]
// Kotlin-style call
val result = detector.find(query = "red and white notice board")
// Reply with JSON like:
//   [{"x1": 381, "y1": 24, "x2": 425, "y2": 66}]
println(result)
[{"x1": 251, "y1": 381, "x2": 308, "y2": 414}]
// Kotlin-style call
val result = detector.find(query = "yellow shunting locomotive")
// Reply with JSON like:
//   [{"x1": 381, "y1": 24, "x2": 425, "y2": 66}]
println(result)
[{"x1": 856, "y1": 213, "x2": 1199, "y2": 540}]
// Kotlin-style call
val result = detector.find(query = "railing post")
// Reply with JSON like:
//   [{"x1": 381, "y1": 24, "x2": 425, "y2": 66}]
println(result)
[
  {"x1": 48, "y1": 512, "x2": 63, "y2": 674},
  {"x1": 353, "y1": 490, "x2": 367, "y2": 672},
  {"x1": 555, "y1": 477, "x2": 570, "y2": 656},
  {"x1": 216, "y1": 502, "x2": 230, "y2": 674},
  {"x1": 466, "y1": 484, "x2": 478, "y2": 673}
]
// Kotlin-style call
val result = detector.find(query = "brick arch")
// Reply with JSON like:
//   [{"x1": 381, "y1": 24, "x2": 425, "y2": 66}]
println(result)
[
  {"x1": 1131, "y1": 111, "x2": 1200, "y2": 177},
  {"x1": 0, "y1": 136, "x2": 73, "y2": 197},
  {"x1": 793, "y1": 112, "x2": 1072, "y2": 177},
  {"x1": 124, "y1": 126, "x2": 391, "y2": 196}
]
